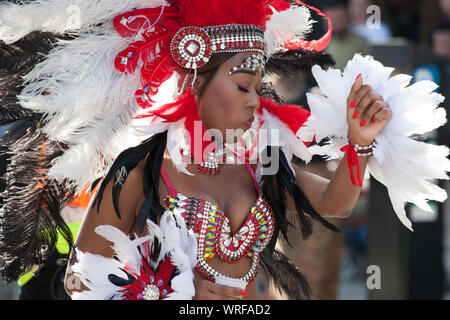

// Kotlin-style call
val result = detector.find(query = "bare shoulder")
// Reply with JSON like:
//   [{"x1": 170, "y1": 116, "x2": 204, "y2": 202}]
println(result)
[
  {"x1": 66, "y1": 156, "x2": 149, "y2": 296},
  {"x1": 73, "y1": 157, "x2": 147, "y2": 254},
  {"x1": 120, "y1": 158, "x2": 146, "y2": 202}
]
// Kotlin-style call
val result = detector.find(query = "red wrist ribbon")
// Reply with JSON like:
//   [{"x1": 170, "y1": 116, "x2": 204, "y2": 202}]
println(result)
[{"x1": 340, "y1": 144, "x2": 363, "y2": 187}]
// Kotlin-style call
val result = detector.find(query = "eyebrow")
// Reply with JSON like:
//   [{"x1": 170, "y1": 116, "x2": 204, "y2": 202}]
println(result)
[{"x1": 228, "y1": 69, "x2": 257, "y2": 76}]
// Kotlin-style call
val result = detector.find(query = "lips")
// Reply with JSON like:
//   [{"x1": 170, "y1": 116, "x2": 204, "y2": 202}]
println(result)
[{"x1": 244, "y1": 116, "x2": 255, "y2": 128}]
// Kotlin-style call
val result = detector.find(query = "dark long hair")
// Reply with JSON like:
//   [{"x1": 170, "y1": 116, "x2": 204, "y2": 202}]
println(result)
[{"x1": 92, "y1": 49, "x2": 339, "y2": 299}]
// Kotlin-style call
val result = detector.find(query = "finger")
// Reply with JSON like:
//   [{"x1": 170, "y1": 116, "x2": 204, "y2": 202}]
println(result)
[
  {"x1": 193, "y1": 281, "x2": 239, "y2": 300},
  {"x1": 348, "y1": 85, "x2": 372, "y2": 121},
  {"x1": 209, "y1": 283, "x2": 244, "y2": 299},
  {"x1": 357, "y1": 92, "x2": 385, "y2": 126},
  {"x1": 195, "y1": 291, "x2": 236, "y2": 300},
  {"x1": 350, "y1": 89, "x2": 381, "y2": 123},
  {"x1": 360, "y1": 101, "x2": 386, "y2": 126},
  {"x1": 347, "y1": 73, "x2": 364, "y2": 108},
  {"x1": 370, "y1": 106, "x2": 393, "y2": 124}
]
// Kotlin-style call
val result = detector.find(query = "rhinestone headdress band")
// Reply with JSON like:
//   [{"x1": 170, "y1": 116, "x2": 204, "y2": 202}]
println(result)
[{"x1": 171, "y1": 24, "x2": 266, "y2": 71}]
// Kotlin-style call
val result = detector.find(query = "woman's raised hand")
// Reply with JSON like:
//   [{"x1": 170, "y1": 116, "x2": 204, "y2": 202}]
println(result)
[{"x1": 346, "y1": 73, "x2": 392, "y2": 146}]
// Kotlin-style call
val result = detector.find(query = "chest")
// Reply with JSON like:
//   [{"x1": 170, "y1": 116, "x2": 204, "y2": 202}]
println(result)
[
  {"x1": 159, "y1": 162, "x2": 259, "y2": 233},
  {"x1": 163, "y1": 191, "x2": 275, "y2": 264}
]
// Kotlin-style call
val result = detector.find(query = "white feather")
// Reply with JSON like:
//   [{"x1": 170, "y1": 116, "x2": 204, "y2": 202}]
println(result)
[
  {"x1": 258, "y1": 109, "x2": 313, "y2": 177},
  {"x1": 305, "y1": 53, "x2": 450, "y2": 231},
  {"x1": 166, "y1": 271, "x2": 196, "y2": 300},
  {"x1": 0, "y1": 0, "x2": 168, "y2": 44},
  {"x1": 71, "y1": 249, "x2": 126, "y2": 300},
  {"x1": 71, "y1": 209, "x2": 196, "y2": 300},
  {"x1": 94, "y1": 225, "x2": 148, "y2": 274},
  {"x1": 265, "y1": 5, "x2": 314, "y2": 56},
  {"x1": 15, "y1": 29, "x2": 142, "y2": 192},
  {"x1": 14, "y1": 23, "x2": 181, "y2": 193},
  {"x1": 167, "y1": 120, "x2": 194, "y2": 176}
]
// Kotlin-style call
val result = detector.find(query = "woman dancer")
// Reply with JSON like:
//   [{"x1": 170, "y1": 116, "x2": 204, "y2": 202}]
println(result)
[{"x1": 0, "y1": 0, "x2": 448, "y2": 300}]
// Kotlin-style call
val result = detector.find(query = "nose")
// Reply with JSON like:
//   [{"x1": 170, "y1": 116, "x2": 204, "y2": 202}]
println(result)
[{"x1": 247, "y1": 90, "x2": 260, "y2": 111}]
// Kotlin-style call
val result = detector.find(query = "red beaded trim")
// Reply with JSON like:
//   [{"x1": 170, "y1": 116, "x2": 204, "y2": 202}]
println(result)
[
  {"x1": 170, "y1": 26, "x2": 213, "y2": 70},
  {"x1": 170, "y1": 24, "x2": 265, "y2": 70},
  {"x1": 163, "y1": 190, "x2": 273, "y2": 285}
]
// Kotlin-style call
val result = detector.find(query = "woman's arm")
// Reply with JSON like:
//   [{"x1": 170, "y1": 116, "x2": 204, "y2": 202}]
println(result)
[
  {"x1": 64, "y1": 165, "x2": 145, "y2": 296},
  {"x1": 288, "y1": 157, "x2": 368, "y2": 218},
  {"x1": 286, "y1": 73, "x2": 392, "y2": 218}
]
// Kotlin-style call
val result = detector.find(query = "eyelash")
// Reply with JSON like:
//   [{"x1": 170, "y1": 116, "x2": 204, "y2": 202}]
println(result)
[
  {"x1": 238, "y1": 85, "x2": 249, "y2": 93},
  {"x1": 238, "y1": 85, "x2": 261, "y2": 95}
]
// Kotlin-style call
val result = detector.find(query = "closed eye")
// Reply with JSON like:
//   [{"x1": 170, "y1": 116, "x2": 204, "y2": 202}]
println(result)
[
  {"x1": 238, "y1": 83, "x2": 262, "y2": 96},
  {"x1": 238, "y1": 85, "x2": 249, "y2": 93}
]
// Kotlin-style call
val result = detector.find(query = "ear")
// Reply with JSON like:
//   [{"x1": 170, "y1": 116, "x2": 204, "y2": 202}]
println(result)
[
  {"x1": 193, "y1": 74, "x2": 206, "y2": 98},
  {"x1": 177, "y1": 70, "x2": 205, "y2": 97}
]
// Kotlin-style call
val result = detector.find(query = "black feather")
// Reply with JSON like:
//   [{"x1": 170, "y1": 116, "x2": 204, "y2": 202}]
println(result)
[
  {"x1": 108, "y1": 270, "x2": 135, "y2": 287},
  {"x1": 93, "y1": 132, "x2": 167, "y2": 228},
  {"x1": 0, "y1": 31, "x2": 73, "y2": 125},
  {"x1": 266, "y1": 48, "x2": 336, "y2": 79},
  {"x1": 0, "y1": 128, "x2": 74, "y2": 282},
  {"x1": 260, "y1": 146, "x2": 340, "y2": 299},
  {"x1": 260, "y1": 248, "x2": 311, "y2": 300}
]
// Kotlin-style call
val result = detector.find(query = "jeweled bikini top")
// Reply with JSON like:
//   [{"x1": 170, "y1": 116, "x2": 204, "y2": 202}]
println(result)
[{"x1": 160, "y1": 162, "x2": 275, "y2": 284}]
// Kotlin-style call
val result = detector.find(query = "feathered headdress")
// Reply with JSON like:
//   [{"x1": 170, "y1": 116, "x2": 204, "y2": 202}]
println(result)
[{"x1": 0, "y1": 0, "x2": 331, "y2": 191}]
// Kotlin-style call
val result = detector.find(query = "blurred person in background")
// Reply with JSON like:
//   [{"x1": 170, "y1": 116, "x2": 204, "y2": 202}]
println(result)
[
  {"x1": 434, "y1": 0, "x2": 450, "y2": 296},
  {"x1": 431, "y1": 20, "x2": 450, "y2": 60},
  {"x1": 440, "y1": 0, "x2": 450, "y2": 21},
  {"x1": 323, "y1": 0, "x2": 371, "y2": 70},
  {"x1": 348, "y1": 0, "x2": 392, "y2": 44},
  {"x1": 382, "y1": 0, "x2": 422, "y2": 43}
]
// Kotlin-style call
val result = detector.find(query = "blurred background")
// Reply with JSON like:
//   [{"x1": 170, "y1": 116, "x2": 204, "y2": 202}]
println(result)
[
  {"x1": 258, "y1": 0, "x2": 450, "y2": 300},
  {"x1": 1, "y1": 0, "x2": 450, "y2": 300}
]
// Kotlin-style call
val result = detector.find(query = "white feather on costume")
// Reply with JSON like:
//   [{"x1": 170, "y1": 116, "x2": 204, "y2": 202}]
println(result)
[
  {"x1": 166, "y1": 119, "x2": 194, "y2": 176},
  {"x1": 71, "y1": 212, "x2": 197, "y2": 300},
  {"x1": 17, "y1": 31, "x2": 141, "y2": 191},
  {"x1": 0, "y1": 0, "x2": 168, "y2": 44},
  {"x1": 11, "y1": 22, "x2": 178, "y2": 192},
  {"x1": 265, "y1": 4, "x2": 314, "y2": 56},
  {"x1": 0, "y1": 0, "x2": 173, "y2": 194},
  {"x1": 304, "y1": 53, "x2": 450, "y2": 231},
  {"x1": 254, "y1": 109, "x2": 313, "y2": 182}
]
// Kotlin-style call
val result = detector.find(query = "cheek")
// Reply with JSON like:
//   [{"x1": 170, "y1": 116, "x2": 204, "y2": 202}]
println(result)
[{"x1": 201, "y1": 81, "x2": 242, "y2": 125}]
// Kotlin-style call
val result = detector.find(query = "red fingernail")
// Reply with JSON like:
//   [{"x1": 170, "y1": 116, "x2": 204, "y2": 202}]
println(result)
[
  {"x1": 360, "y1": 119, "x2": 366, "y2": 127},
  {"x1": 241, "y1": 290, "x2": 248, "y2": 296},
  {"x1": 356, "y1": 73, "x2": 362, "y2": 81},
  {"x1": 352, "y1": 111, "x2": 359, "y2": 119},
  {"x1": 371, "y1": 119, "x2": 376, "y2": 124},
  {"x1": 349, "y1": 100, "x2": 356, "y2": 108}
]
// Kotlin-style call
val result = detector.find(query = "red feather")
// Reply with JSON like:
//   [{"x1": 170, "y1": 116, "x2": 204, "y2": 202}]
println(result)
[
  {"x1": 134, "y1": 55, "x2": 178, "y2": 109},
  {"x1": 265, "y1": 0, "x2": 291, "y2": 14},
  {"x1": 141, "y1": 55, "x2": 178, "y2": 93},
  {"x1": 113, "y1": 7, "x2": 179, "y2": 38},
  {"x1": 259, "y1": 97, "x2": 313, "y2": 146},
  {"x1": 174, "y1": 0, "x2": 270, "y2": 29},
  {"x1": 137, "y1": 91, "x2": 215, "y2": 163},
  {"x1": 120, "y1": 256, "x2": 175, "y2": 300},
  {"x1": 284, "y1": 1, "x2": 333, "y2": 52},
  {"x1": 114, "y1": 41, "x2": 144, "y2": 74}
]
